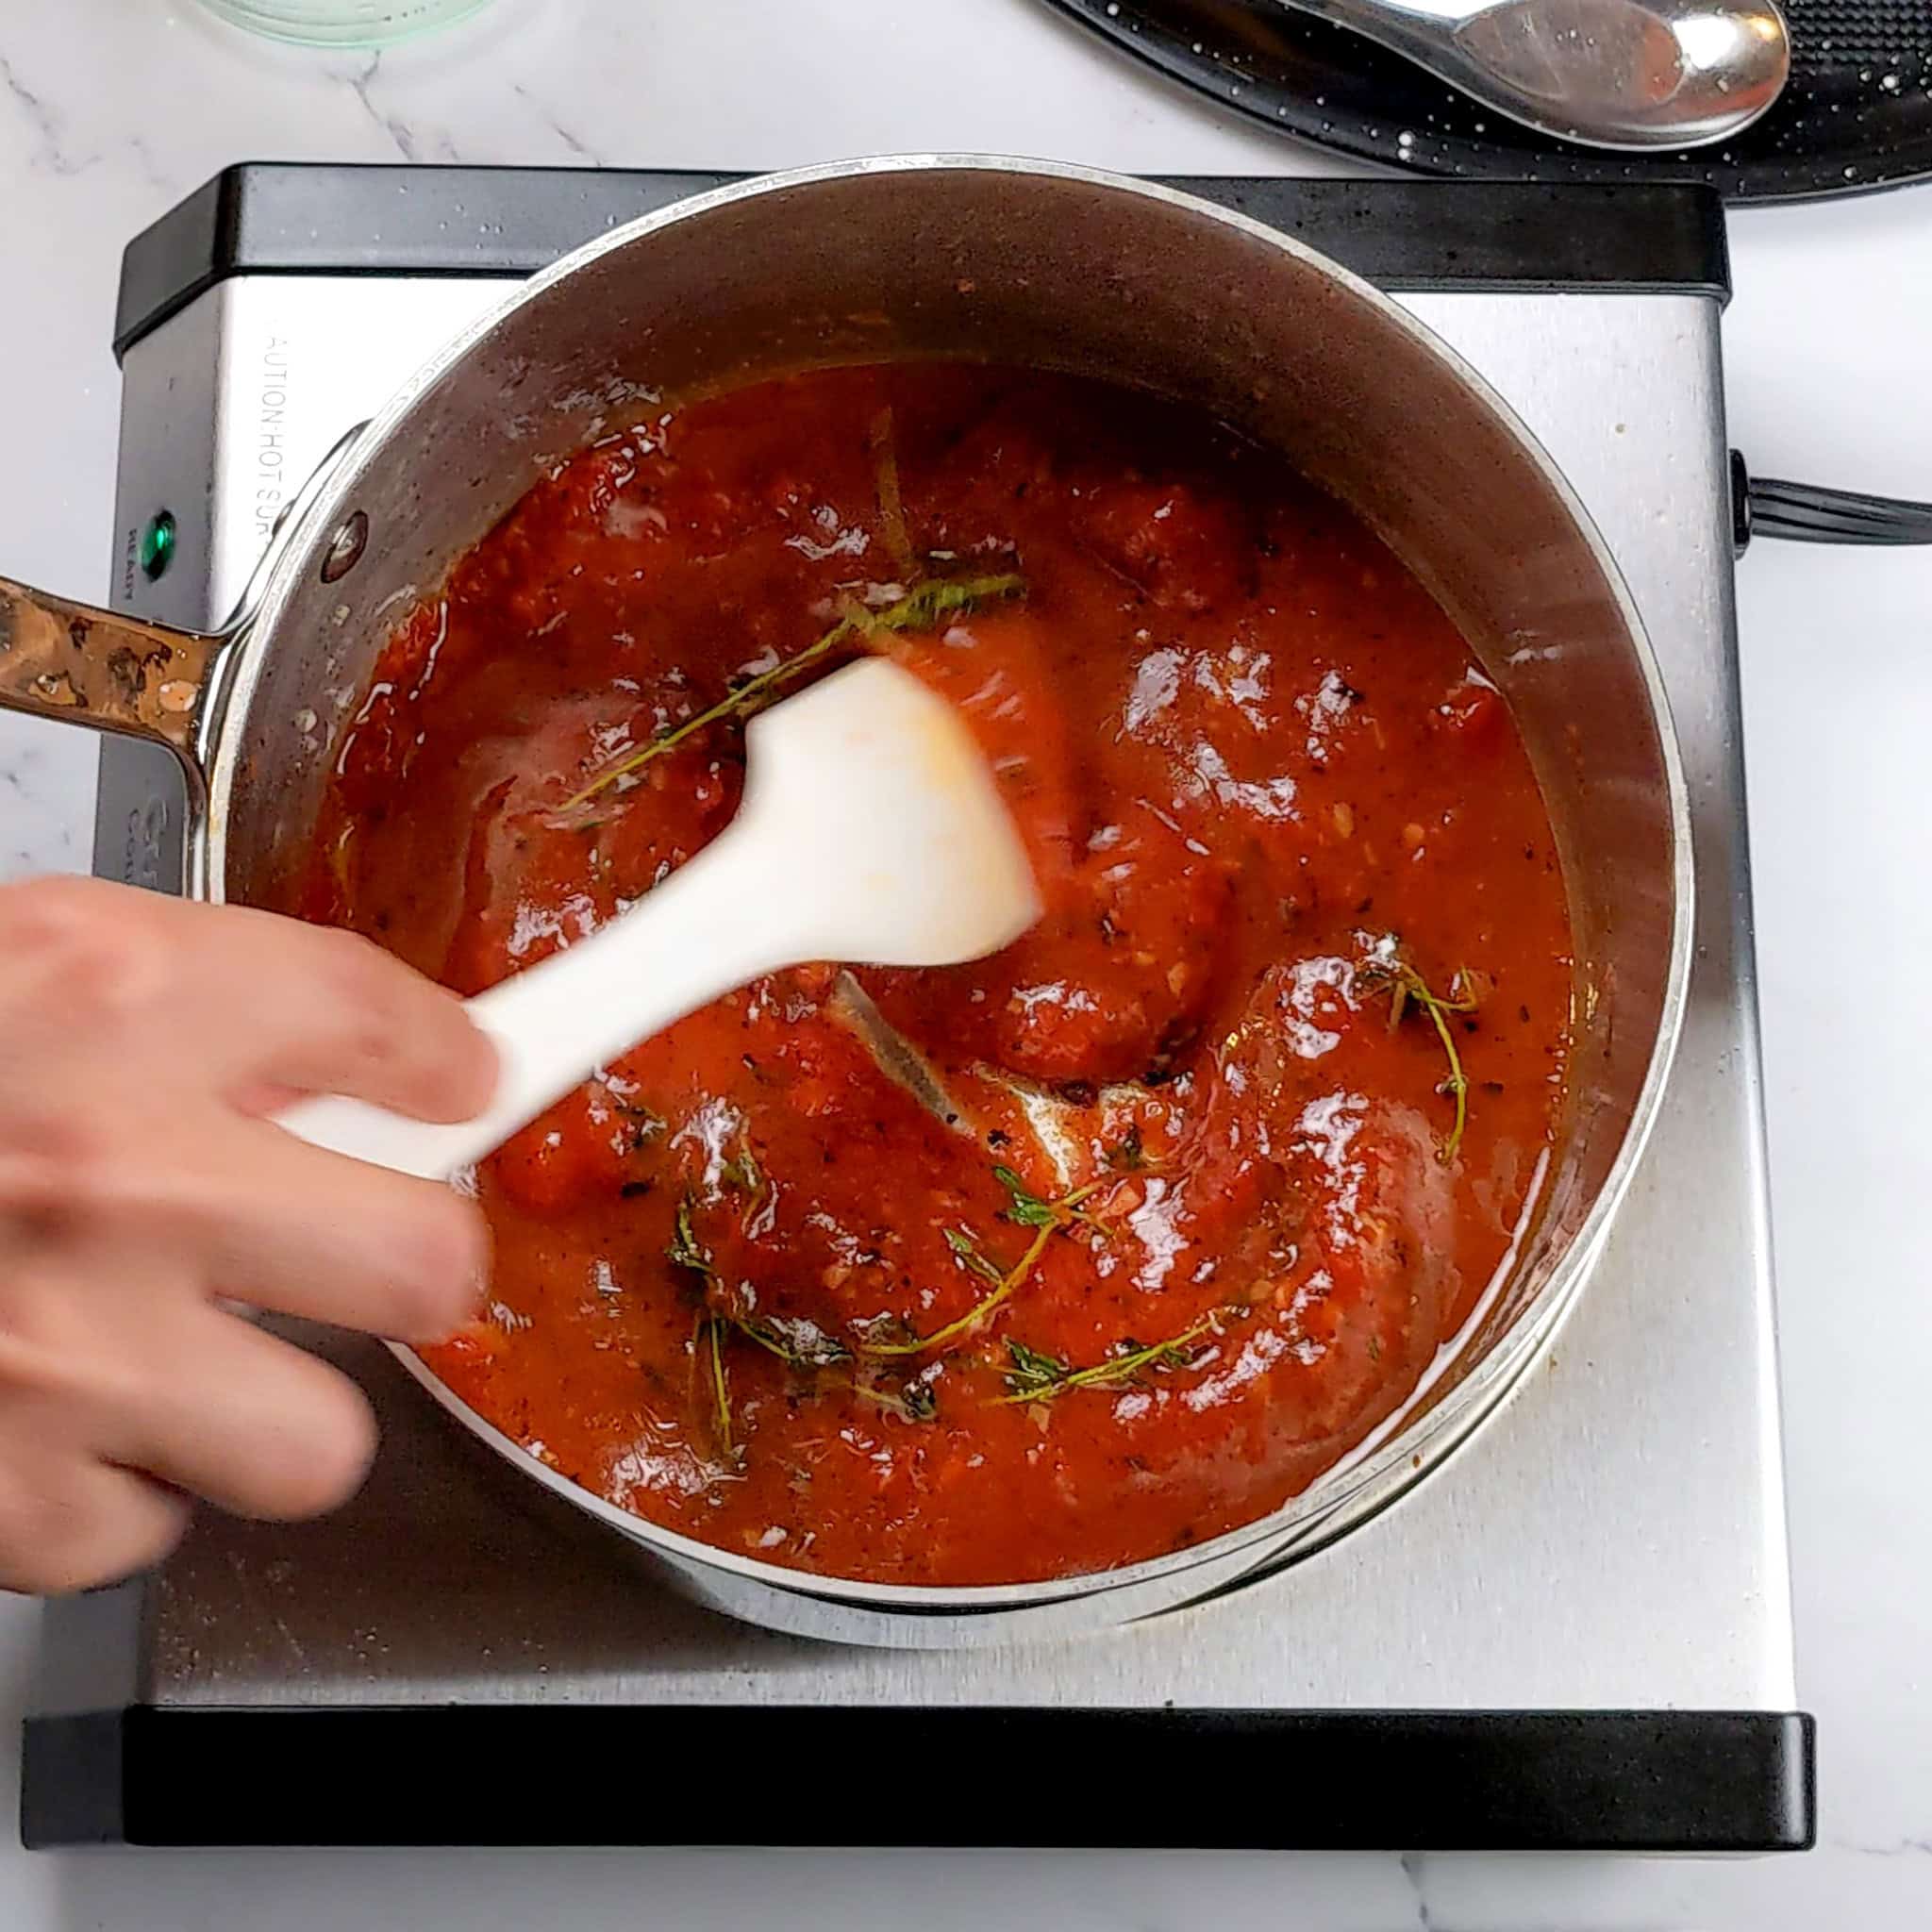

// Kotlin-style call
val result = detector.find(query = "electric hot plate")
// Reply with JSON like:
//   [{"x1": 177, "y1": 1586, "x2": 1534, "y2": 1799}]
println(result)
[{"x1": 24, "y1": 166, "x2": 1812, "y2": 1852}]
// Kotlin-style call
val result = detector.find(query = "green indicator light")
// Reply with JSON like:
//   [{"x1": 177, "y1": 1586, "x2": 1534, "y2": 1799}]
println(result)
[{"x1": 139, "y1": 510, "x2": 176, "y2": 582}]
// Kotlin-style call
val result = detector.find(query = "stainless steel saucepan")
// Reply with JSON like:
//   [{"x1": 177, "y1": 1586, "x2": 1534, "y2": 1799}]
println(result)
[{"x1": 0, "y1": 158, "x2": 1692, "y2": 1647}]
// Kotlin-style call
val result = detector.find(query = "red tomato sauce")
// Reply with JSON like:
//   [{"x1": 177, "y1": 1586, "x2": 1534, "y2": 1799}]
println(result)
[{"x1": 290, "y1": 365, "x2": 1573, "y2": 1587}]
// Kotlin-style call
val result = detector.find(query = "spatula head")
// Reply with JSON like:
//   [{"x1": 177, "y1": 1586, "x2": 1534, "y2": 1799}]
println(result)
[{"x1": 738, "y1": 657, "x2": 1041, "y2": 968}]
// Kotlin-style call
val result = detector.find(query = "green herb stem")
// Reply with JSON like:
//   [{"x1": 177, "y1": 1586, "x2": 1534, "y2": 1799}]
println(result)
[
  {"x1": 558, "y1": 572, "x2": 1023, "y2": 812},
  {"x1": 866, "y1": 1165, "x2": 1121, "y2": 1359},
  {"x1": 1418, "y1": 991, "x2": 1470, "y2": 1161},
  {"x1": 863, "y1": 1221, "x2": 1055, "y2": 1357},
  {"x1": 869, "y1": 406, "x2": 916, "y2": 576},
  {"x1": 707, "y1": 1316, "x2": 733, "y2": 1456},
  {"x1": 854, "y1": 1376, "x2": 940, "y2": 1424},
  {"x1": 943, "y1": 1224, "x2": 1007, "y2": 1287},
  {"x1": 730, "y1": 1313, "x2": 852, "y2": 1369},
  {"x1": 993, "y1": 1310, "x2": 1227, "y2": 1406},
  {"x1": 1002, "y1": 1337, "x2": 1071, "y2": 1399},
  {"x1": 665, "y1": 1193, "x2": 714, "y2": 1278},
  {"x1": 1360, "y1": 956, "x2": 1480, "y2": 1163},
  {"x1": 994, "y1": 1166, "x2": 1115, "y2": 1237}
]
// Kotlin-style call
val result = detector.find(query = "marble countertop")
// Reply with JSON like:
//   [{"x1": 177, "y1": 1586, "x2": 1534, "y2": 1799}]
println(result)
[{"x1": 2, "y1": 1, "x2": 1928, "y2": 1925}]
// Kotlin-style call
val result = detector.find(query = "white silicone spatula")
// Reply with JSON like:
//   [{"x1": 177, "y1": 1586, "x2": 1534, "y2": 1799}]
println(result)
[{"x1": 274, "y1": 658, "x2": 1041, "y2": 1181}]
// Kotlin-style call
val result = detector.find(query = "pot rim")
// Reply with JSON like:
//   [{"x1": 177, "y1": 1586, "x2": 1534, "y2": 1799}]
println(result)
[{"x1": 206, "y1": 154, "x2": 1696, "y2": 1615}]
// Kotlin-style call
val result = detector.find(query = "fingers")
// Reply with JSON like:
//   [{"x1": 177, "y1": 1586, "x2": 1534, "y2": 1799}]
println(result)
[
  {"x1": 186, "y1": 913, "x2": 499, "y2": 1123},
  {"x1": 0, "y1": 1445, "x2": 190, "y2": 1596},
  {"x1": 98, "y1": 1308, "x2": 377, "y2": 1523},
  {"x1": 190, "y1": 1113, "x2": 490, "y2": 1342},
  {"x1": 0, "y1": 880, "x2": 500, "y2": 1595},
  {"x1": 0, "y1": 880, "x2": 495, "y2": 1124},
  {"x1": 0, "y1": 1311, "x2": 375, "y2": 1594},
  {"x1": 0, "y1": 1098, "x2": 489, "y2": 1345}
]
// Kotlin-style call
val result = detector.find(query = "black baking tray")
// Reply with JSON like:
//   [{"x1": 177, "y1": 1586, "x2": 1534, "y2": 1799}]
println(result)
[{"x1": 1047, "y1": 0, "x2": 1932, "y2": 202}]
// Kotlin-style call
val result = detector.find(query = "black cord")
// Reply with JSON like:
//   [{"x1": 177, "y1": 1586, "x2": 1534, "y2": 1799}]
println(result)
[{"x1": 1733, "y1": 453, "x2": 1932, "y2": 548}]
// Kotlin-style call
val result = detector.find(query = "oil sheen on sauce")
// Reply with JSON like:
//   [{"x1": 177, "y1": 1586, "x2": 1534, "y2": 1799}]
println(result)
[{"x1": 291, "y1": 365, "x2": 1574, "y2": 1588}]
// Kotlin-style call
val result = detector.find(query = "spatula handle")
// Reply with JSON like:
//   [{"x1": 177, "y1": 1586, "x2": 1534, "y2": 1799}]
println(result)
[{"x1": 273, "y1": 822, "x2": 792, "y2": 1181}]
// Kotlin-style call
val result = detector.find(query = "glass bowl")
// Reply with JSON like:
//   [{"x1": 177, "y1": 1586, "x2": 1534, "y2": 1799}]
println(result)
[{"x1": 195, "y1": 0, "x2": 496, "y2": 45}]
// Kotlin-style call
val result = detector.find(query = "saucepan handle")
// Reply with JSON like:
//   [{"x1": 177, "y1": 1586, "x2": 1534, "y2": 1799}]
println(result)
[
  {"x1": 0, "y1": 422, "x2": 371, "y2": 782},
  {"x1": 0, "y1": 578, "x2": 224, "y2": 770}
]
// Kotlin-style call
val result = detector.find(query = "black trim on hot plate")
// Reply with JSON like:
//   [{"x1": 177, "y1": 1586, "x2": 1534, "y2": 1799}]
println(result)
[
  {"x1": 113, "y1": 162, "x2": 1731, "y2": 362},
  {"x1": 24, "y1": 1705, "x2": 1813, "y2": 1850}
]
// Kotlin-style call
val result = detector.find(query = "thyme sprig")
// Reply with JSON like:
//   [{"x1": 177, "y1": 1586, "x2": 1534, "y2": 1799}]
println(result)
[
  {"x1": 706, "y1": 1315, "x2": 733, "y2": 1456},
  {"x1": 862, "y1": 1169, "x2": 1117, "y2": 1357},
  {"x1": 994, "y1": 1310, "x2": 1231, "y2": 1406},
  {"x1": 1002, "y1": 1338, "x2": 1070, "y2": 1400},
  {"x1": 993, "y1": 1167, "x2": 1113, "y2": 1237},
  {"x1": 855, "y1": 1375, "x2": 940, "y2": 1424},
  {"x1": 666, "y1": 1193, "x2": 714, "y2": 1278},
  {"x1": 558, "y1": 572, "x2": 1024, "y2": 811},
  {"x1": 862, "y1": 1221, "x2": 1057, "y2": 1357},
  {"x1": 721, "y1": 1136, "x2": 772, "y2": 1232},
  {"x1": 943, "y1": 1224, "x2": 1007, "y2": 1286},
  {"x1": 730, "y1": 1312, "x2": 852, "y2": 1369},
  {"x1": 868, "y1": 406, "x2": 916, "y2": 576},
  {"x1": 722, "y1": 1141, "x2": 763, "y2": 1199},
  {"x1": 1357, "y1": 956, "x2": 1481, "y2": 1163}
]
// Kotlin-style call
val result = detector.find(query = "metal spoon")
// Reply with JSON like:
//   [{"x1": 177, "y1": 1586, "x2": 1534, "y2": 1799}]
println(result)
[{"x1": 1286, "y1": 0, "x2": 1790, "y2": 150}]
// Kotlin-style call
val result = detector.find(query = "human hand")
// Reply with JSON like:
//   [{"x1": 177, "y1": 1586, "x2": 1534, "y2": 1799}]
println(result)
[{"x1": 0, "y1": 877, "x2": 495, "y2": 1594}]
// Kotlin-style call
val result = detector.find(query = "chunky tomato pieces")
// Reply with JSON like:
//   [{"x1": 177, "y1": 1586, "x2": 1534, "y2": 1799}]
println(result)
[{"x1": 291, "y1": 366, "x2": 1573, "y2": 1587}]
